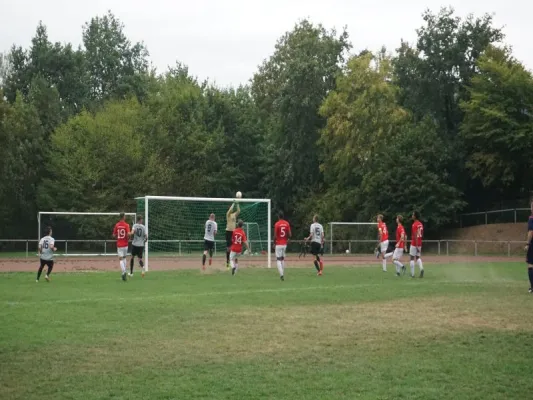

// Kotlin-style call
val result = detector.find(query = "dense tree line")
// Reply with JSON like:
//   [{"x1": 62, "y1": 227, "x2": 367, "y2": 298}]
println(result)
[{"x1": 1, "y1": 8, "x2": 532, "y2": 239}]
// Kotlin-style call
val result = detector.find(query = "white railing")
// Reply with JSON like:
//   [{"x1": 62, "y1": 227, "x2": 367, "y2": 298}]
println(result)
[
  {"x1": 459, "y1": 208, "x2": 530, "y2": 227},
  {"x1": 0, "y1": 239, "x2": 527, "y2": 258}
]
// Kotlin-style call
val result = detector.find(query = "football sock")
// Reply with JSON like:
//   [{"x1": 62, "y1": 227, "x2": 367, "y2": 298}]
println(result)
[
  {"x1": 226, "y1": 251, "x2": 230, "y2": 264},
  {"x1": 202, "y1": 254, "x2": 206, "y2": 266},
  {"x1": 313, "y1": 260, "x2": 320, "y2": 272},
  {"x1": 130, "y1": 258, "x2": 134, "y2": 274},
  {"x1": 417, "y1": 258, "x2": 424, "y2": 271},
  {"x1": 393, "y1": 260, "x2": 402, "y2": 273},
  {"x1": 410, "y1": 260, "x2": 415, "y2": 276},
  {"x1": 528, "y1": 267, "x2": 533, "y2": 288},
  {"x1": 276, "y1": 260, "x2": 283, "y2": 277},
  {"x1": 120, "y1": 260, "x2": 126, "y2": 273},
  {"x1": 37, "y1": 265, "x2": 44, "y2": 280},
  {"x1": 382, "y1": 259, "x2": 387, "y2": 272},
  {"x1": 47, "y1": 265, "x2": 53, "y2": 276},
  {"x1": 139, "y1": 259, "x2": 144, "y2": 268}
]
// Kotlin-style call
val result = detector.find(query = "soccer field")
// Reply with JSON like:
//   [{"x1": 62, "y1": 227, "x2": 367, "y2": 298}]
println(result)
[{"x1": 1, "y1": 263, "x2": 532, "y2": 400}]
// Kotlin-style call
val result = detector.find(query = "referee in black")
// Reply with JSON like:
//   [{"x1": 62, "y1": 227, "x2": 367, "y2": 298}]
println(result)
[{"x1": 526, "y1": 199, "x2": 533, "y2": 293}]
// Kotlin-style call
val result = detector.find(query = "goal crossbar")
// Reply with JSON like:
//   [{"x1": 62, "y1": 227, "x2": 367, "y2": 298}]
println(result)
[{"x1": 135, "y1": 196, "x2": 269, "y2": 203}]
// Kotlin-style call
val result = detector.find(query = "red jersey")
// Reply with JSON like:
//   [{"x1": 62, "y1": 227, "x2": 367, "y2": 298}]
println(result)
[
  {"x1": 396, "y1": 224, "x2": 406, "y2": 249},
  {"x1": 113, "y1": 221, "x2": 130, "y2": 248},
  {"x1": 411, "y1": 220, "x2": 423, "y2": 247},
  {"x1": 231, "y1": 228, "x2": 247, "y2": 253},
  {"x1": 274, "y1": 219, "x2": 291, "y2": 245},
  {"x1": 378, "y1": 222, "x2": 389, "y2": 242}
]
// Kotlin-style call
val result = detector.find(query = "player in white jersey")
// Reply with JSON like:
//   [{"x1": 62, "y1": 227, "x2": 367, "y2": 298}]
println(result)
[
  {"x1": 129, "y1": 216, "x2": 148, "y2": 277},
  {"x1": 305, "y1": 215, "x2": 325, "y2": 276},
  {"x1": 202, "y1": 213, "x2": 218, "y2": 270},
  {"x1": 37, "y1": 226, "x2": 57, "y2": 282}
]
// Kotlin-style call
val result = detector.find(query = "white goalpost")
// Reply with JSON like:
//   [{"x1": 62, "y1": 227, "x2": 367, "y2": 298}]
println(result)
[
  {"x1": 328, "y1": 222, "x2": 378, "y2": 254},
  {"x1": 38, "y1": 211, "x2": 137, "y2": 257},
  {"x1": 135, "y1": 196, "x2": 272, "y2": 270}
]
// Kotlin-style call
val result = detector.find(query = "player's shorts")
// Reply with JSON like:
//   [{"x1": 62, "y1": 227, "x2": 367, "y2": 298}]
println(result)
[
  {"x1": 526, "y1": 244, "x2": 533, "y2": 265},
  {"x1": 310, "y1": 242, "x2": 322, "y2": 256},
  {"x1": 131, "y1": 245, "x2": 144, "y2": 258},
  {"x1": 229, "y1": 251, "x2": 238, "y2": 261},
  {"x1": 392, "y1": 248, "x2": 404, "y2": 260},
  {"x1": 204, "y1": 240, "x2": 215, "y2": 251},
  {"x1": 409, "y1": 245, "x2": 421, "y2": 257},
  {"x1": 275, "y1": 245, "x2": 287, "y2": 259},
  {"x1": 380, "y1": 240, "x2": 389, "y2": 253},
  {"x1": 225, "y1": 230, "x2": 233, "y2": 248},
  {"x1": 40, "y1": 259, "x2": 54, "y2": 268},
  {"x1": 117, "y1": 247, "x2": 128, "y2": 258}
]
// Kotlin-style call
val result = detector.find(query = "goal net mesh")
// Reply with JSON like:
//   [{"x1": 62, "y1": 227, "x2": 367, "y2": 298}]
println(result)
[
  {"x1": 328, "y1": 223, "x2": 378, "y2": 254},
  {"x1": 136, "y1": 198, "x2": 269, "y2": 267},
  {"x1": 38, "y1": 213, "x2": 136, "y2": 256}
]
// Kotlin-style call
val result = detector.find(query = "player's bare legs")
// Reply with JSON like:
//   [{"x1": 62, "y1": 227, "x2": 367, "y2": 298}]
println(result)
[
  {"x1": 139, "y1": 256, "x2": 145, "y2": 277},
  {"x1": 202, "y1": 250, "x2": 208, "y2": 270},
  {"x1": 129, "y1": 256, "x2": 135, "y2": 276}
]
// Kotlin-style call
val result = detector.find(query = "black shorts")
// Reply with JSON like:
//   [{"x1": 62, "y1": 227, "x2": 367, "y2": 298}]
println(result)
[
  {"x1": 527, "y1": 245, "x2": 533, "y2": 264},
  {"x1": 40, "y1": 259, "x2": 54, "y2": 268},
  {"x1": 204, "y1": 240, "x2": 215, "y2": 251},
  {"x1": 311, "y1": 242, "x2": 322, "y2": 256},
  {"x1": 131, "y1": 245, "x2": 144, "y2": 258},
  {"x1": 226, "y1": 231, "x2": 233, "y2": 248}
]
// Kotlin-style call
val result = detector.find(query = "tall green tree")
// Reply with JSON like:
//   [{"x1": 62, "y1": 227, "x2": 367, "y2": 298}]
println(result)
[
  {"x1": 0, "y1": 94, "x2": 45, "y2": 238},
  {"x1": 460, "y1": 45, "x2": 533, "y2": 195},
  {"x1": 252, "y1": 20, "x2": 351, "y2": 220},
  {"x1": 83, "y1": 11, "x2": 149, "y2": 103}
]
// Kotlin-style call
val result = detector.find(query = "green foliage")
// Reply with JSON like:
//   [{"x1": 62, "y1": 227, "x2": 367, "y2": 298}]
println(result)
[
  {"x1": 460, "y1": 45, "x2": 533, "y2": 191},
  {"x1": 252, "y1": 20, "x2": 351, "y2": 218}
]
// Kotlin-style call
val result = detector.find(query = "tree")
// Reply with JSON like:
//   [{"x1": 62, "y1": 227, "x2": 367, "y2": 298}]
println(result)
[
  {"x1": 83, "y1": 11, "x2": 149, "y2": 103},
  {"x1": 38, "y1": 98, "x2": 169, "y2": 216},
  {"x1": 0, "y1": 94, "x2": 45, "y2": 238},
  {"x1": 460, "y1": 45, "x2": 533, "y2": 194},
  {"x1": 394, "y1": 7, "x2": 504, "y2": 136},
  {"x1": 252, "y1": 20, "x2": 351, "y2": 221}
]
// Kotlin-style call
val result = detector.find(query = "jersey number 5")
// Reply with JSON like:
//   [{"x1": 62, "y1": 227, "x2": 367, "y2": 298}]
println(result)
[{"x1": 280, "y1": 226, "x2": 286, "y2": 237}]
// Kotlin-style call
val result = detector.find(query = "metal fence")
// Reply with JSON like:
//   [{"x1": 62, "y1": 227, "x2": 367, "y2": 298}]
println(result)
[
  {"x1": 459, "y1": 208, "x2": 530, "y2": 227},
  {"x1": 0, "y1": 239, "x2": 527, "y2": 258}
]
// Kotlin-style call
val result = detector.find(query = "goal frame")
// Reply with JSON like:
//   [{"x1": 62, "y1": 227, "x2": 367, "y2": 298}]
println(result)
[
  {"x1": 37, "y1": 211, "x2": 137, "y2": 257},
  {"x1": 328, "y1": 222, "x2": 377, "y2": 254},
  {"x1": 135, "y1": 195, "x2": 272, "y2": 270}
]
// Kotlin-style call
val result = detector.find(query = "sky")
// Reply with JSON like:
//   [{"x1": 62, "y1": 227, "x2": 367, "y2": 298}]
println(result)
[{"x1": 1, "y1": 0, "x2": 532, "y2": 87}]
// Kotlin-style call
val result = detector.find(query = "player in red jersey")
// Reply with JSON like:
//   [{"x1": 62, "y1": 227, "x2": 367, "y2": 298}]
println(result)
[
  {"x1": 229, "y1": 220, "x2": 250, "y2": 276},
  {"x1": 391, "y1": 215, "x2": 407, "y2": 276},
  {"x1": 274, "y1": 211, "x2": 292, "y2": 281},
  {"x1": 409, "y1": 210, "x2": 424, "y2": 278},
  {"x1": 376, "y1": 214, "x2": 389, "y2": 272},
  {"x1": 112, "y1": 213, "x2": 131, "y2": 281}
]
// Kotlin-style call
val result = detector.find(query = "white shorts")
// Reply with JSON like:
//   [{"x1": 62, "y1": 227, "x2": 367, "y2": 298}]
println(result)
[
  {"x1": 229, "y1": 251, "x2": 238, "y2": 261},
  {"x1": 409, "y1": 246, "x2": 421, "y2": 257},
  {"x1": 275, "y1": 245, "x2": 287, "y2": 259},
  {"x1": 380, "y1": 240, "x2": 389, "y2": 253},
  {"x1": 393, "y1": 248, "x2": 404, "y2": 260},
  {"x1": 117, "y1": 247, "x2": 128, "y2": 258}
]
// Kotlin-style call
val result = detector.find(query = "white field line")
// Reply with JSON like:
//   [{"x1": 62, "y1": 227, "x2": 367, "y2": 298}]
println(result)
[{"x1": 3, "y1": 280, "x2": 521, "y2": 306}]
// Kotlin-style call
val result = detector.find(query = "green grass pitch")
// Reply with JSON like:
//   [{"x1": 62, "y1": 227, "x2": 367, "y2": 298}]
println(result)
[{"x1": 1, "y1": 263, "x2": 532, "y2": 400}]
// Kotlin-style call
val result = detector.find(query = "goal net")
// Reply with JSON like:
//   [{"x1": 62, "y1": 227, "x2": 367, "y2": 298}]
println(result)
[
  {"x1": 328, "y1": 222, "x2": 378, "y2": 255},
  {"x1": 135, "y1": 196, "x2": 271, "y2": 270},
  {"x1": 38, "y1": 212, "x2": 137, "y2": 256}
]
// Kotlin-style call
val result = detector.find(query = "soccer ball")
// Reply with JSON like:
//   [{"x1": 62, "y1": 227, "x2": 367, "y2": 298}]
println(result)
[
  {"x1": 236, "y1": 191, "x2": 242, "y2": 199},
  {"x1": 346, "y1": 249, "x2": 350, "y2": 254}
]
